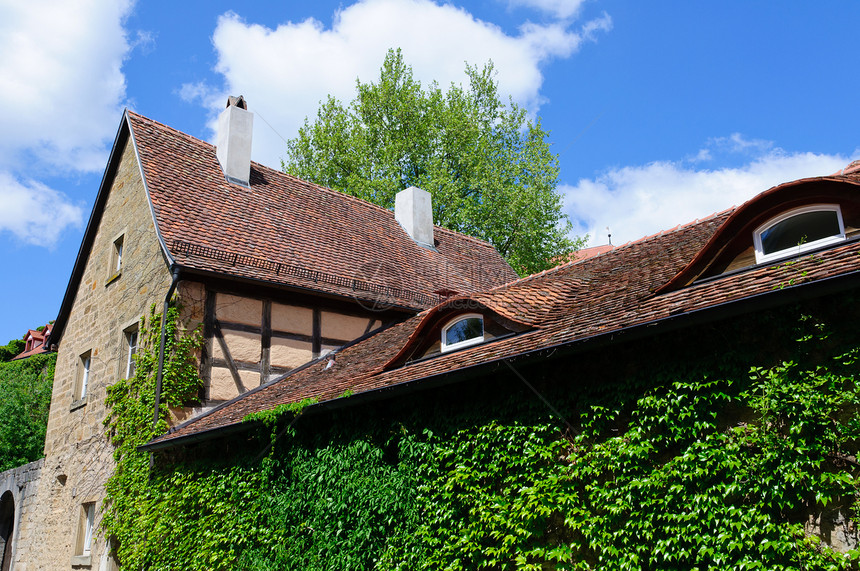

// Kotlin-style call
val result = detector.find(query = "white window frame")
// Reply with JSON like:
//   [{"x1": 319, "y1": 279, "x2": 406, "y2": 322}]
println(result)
[
  {"x1": 753, "y1": 204, "x2": 845, "y2": 264},
  {"x1": 77, "y1": 351, "x2": 91, "y2": 400},
  {"x1": 124, "y1": 327, "x2": 138, "y2": 379},
  {"x1": 82, "y1": 503, "x2": 94, "y2": 555},
  {"x1": 114, "y1": 236, "x2": 123, "y2": 273},
  {"x1": 108, "y1": 231, "x2": 126, "y2": 281},
  {"x1": 75, "y1": 501, "x2": 95, "y2": 557},
  {"x1": 441, "y1": 313, "x2": 484, "y2": 353}
]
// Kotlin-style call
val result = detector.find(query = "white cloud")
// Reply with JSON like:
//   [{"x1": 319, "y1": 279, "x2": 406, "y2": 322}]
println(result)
[
  {"x1": 507, "y1": 0, "x2": 587, "y2": 20},
  {"x1": 712, "y1": 133, "x2": 774, "y2": 156},
  {"x1": 178, "y1": 81, "x2": 221, "y2": 108},
  {"x1": 0, "y1": 0, "x2": 134, "y2": 246},
  {"x1": 0, "y1": 171, "x2": 84, "y2": 245},
  {"x1": 0, "y1": 0, "x2": 134, "y2": 173},
  {"x1": 192, "y1": 0, "x2": 610, "y2": 169},
  {"x1": 564, "y1": 143, "x2": 857, "y2": 248}
]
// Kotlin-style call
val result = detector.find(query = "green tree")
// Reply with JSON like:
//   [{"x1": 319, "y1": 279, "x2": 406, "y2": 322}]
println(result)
[
  {"x1": 0, "y1": 338, "x2": 25, "y2": 362},
  {"x1": 283, "y1": 49, "x2": 583, "y2": 276},
  {"x1": 0, "y1": 352, "x2": 54, "y2": 471}
]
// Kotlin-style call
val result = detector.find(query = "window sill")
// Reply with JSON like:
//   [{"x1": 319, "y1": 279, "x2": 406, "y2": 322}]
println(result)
[
  {"x1": 105, "y1": 271, "x2": 122, "y2": 286},
  {"x1": 71, "y1": 554, "x2": 92, "y2": 567},
  {"x1": 70, "y1": 397, "x2": 88, "y2": 411}
]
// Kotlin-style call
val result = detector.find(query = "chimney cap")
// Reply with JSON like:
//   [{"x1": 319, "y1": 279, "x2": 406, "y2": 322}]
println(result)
[{"x1": 226, "y1": 95, "x2": 247, "y2": 110}]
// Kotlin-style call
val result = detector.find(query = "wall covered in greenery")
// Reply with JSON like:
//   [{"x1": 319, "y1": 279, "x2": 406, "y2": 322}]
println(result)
[
  {"x1": 0, "y1": 352, "x2": 54, "y2": 472},
  {"x1": 105, "y1": 293, "x2": 860, "y2": 570}
]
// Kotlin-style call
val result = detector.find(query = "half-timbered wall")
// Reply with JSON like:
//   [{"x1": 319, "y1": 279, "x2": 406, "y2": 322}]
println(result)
[{"x1": 182, "y1": 285, "x2": 384, "y2": 407}]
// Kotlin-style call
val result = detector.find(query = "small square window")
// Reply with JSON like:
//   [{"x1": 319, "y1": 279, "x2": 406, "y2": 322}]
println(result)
[
  {"x1": 75, "y1": 350, "x2": 91, "y2": 402},
  {"x1": 124, "y1": 326, "x2": 138, "y2": 379},
  {"x1": 109, "y1": 235, "x2": 124, "y2": 278},
  {"x1": 75, "y1": 502, "x2": 95, "y2": 556}
]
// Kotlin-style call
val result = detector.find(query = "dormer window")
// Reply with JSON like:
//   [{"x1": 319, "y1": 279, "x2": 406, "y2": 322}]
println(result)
[
  {"x1": 753, "y1": 204, "x2": 845, "y2": 264},
  {"x1": 441, "y1": 314, "x2": 484, "y2": 352},
  {"x1": 384, "y1": 305, "x2": 529, "y2": 367}
]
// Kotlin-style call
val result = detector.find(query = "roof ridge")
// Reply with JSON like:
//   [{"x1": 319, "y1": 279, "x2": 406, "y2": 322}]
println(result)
[
  {"x1": 831, "y1": 159, "x2": 860, "y2": 176},
  {"x1": 470, "y1": 206, "x2": 739, "y2": 294},
  {"x1": 128, "y1": 109, "x2": 500, "y2": 252},
  {"x1": 608, "y1": 205, "x2": 735, "y2": 252},
  {"x1": 127, "y1": 109, "x2": 214, "y2": 151},
  {"x1": 432, "y1": 225, "x2": 498, "y2": 248},
  {"x1": 264, "y1": 168, "x2": 500, "y2": 249},
  {"x1": 520, "y1": 207, "x2": 736, "y2": 286}
]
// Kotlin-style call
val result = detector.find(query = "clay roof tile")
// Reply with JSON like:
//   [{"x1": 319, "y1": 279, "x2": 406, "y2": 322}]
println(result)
[{"x1": 127, "y1": 111, "x2": 517, "y2": 310}]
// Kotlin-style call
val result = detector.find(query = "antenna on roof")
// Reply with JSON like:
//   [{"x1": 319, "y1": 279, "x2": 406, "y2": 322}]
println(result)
[{"x1": 606, "y1": 226, "x2": 612, "y2": 246}]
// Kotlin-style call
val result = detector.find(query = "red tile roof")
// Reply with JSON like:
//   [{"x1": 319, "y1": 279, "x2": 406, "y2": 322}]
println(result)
[
  {"x1": 832, "y1": 159, "x2": 860, "y2": 176},
  {"x1": 148, "y1": 171, "x2": 860, "y2": 449},
  {"x1": 658, "y1": 173, "x2": 860, "y2": 293},
  {"x1": 127, "y1": 112, "x2": 516, "y2": 310},
  {"x1": 12, "y1": 323, "x2": 53, "y2": 360},
  {"x1": 555, "y1": 243, "x2": 615, "y2": 264}
]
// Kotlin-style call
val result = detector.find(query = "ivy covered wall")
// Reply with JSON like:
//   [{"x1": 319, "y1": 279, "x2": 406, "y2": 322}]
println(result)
[{"x1": 105, "y1": 291, "x2": 860, "y2": 570}]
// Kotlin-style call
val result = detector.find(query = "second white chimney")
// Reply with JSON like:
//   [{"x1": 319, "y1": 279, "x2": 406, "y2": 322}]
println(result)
[
  {"x1": 395, "y1": 186, "x2": 434, "y2": 248},
  {"x1": 216, "y1": 95, "x2": 253, "y2": 186}
]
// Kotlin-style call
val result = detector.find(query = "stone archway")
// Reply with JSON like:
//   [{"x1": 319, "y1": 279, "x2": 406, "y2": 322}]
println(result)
[{"x1": 0, "y1": 491, "x2": 13, "y2": 571}]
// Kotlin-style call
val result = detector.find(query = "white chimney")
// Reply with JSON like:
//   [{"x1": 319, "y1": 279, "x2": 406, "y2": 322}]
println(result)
[
  {"x1": 395, "y1": 186, "x2": 434, "y2": 248},
  {"x1": 216, "y1": 95, "x2": 253, "y2": 186}
]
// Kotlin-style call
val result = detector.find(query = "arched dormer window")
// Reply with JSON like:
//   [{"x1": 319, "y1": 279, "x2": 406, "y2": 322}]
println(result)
[
  {"x1": 383, "y1": 304, "x2": 531, "y2": 369},
  {"x1": 441, "y1": 313, "x2": 484, "y2": 352},
  {"x1": 753, "y1": 204, "x2": 845, "y2": 264}
]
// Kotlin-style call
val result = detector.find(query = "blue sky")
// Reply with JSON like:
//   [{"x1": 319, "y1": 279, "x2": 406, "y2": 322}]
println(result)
[{"x1": 1, "y1": 0, "x2": 858, "y2": 344}]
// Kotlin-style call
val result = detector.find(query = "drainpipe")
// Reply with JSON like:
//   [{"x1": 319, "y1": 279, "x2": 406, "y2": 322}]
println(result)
[{"x1": 153, "y1": 266, "x2": 181, "y2": 429}]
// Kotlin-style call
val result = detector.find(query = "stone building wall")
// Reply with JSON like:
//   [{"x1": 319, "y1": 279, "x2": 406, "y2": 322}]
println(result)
[
  {"x1": 19, "y1": 135, "x2": 173, "y2": 569},
  {"x1": 10, "y1": 121, "x2": 406, "y2": 568},
  {"x1": 0, "y1": 459, "x2": 42, "y2": 571}
]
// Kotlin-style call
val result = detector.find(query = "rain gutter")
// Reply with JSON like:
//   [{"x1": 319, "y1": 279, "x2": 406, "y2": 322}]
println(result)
[{"x1": 152, "y1": 265, "x2": 182, "y2": 428}]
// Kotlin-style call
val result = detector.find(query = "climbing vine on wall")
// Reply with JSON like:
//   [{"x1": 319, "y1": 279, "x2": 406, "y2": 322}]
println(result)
[
  {"x1": 102, "y1": 303, "x2": 206, "y2": 566},
  {"x1": 102, "y1": 295, "x2": 860, "y2": 570}
]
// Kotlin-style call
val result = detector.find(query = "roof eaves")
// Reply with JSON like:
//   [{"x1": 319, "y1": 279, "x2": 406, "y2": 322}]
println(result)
[
  {"x1": 175, "y1": 266, "x2": 425, "y2": 313},
  {"x1": 143, "y1": 260, "x2": 860, "y2": 452},
  {"x1": 141, "y1": 319, "x2": 402, "y2": 450}
]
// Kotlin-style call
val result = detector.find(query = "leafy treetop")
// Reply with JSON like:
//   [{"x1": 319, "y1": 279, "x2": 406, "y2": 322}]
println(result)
[{"x1": 283, "y1": 48, "x2": 583, "y2": 276}]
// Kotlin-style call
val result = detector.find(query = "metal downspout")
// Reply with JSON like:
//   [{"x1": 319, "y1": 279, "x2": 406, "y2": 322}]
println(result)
[{"x1": 153, "y1": 267, "x2": 181, "y2": 428}]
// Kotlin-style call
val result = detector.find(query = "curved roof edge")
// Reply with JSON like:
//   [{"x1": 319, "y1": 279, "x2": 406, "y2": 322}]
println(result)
[
  {"x1": 381, "y1": 296, "x2": 533, "y2": 370},
  {"x1": 656, "y1": 173, "x2": 860, "y2": 295}
]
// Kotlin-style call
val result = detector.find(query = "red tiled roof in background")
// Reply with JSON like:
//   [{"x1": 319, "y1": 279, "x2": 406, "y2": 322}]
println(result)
[
  {"x1": 127, "y1": 112, "x2": 517, "y2": 310},
  {"x1": 555, "y1": 243, "x2": 615, "y2": 265},
  {"x1": 832, "y1": 160, "x2": 860, "y2": 176},
  {"x1": 147, "y1": 164, "x2": 860, "y2": 449},
  {"x1": 12, "y1": 323, "x2": 53, "y2": 360}
]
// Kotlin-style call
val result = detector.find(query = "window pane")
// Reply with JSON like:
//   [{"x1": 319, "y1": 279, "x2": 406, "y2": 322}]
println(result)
[
  {"x1": 114, "y1": 237, "x2": 124, "y2": 273},
  {"x1": 81, "y1": 355, "x2": 90, "y2": 398},
  {"x1": 760, "y1": 210, "x2": 841, "y2": 255},
  {"x1": 126, "y1": 330, "x2": 138, "y2": 378},
  {"x1": 445, "y1": 317, "x2": 483, "y2": 346},
  {"x1": 83, "y1": 503, "x2": 94, "y2": 554}
]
